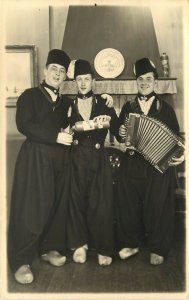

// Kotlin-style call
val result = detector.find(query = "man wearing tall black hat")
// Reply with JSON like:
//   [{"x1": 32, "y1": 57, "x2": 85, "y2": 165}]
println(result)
[
  {"x1": 67, "y1": 59, "x2": 119, "y2": 266},
  {"x1": 8, "y1": 49, "x2": 74, "y2": 284},
  {"x1": 116, "y1": 58, "x2": 184, "y2": 265}
]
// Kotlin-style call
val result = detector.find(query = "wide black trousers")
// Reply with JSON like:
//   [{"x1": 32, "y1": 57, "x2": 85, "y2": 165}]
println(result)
[
  {"x1": 116, "y1": 151, "x2": 176, "y2": 257},
  {"x1": 8, "y1": 140, "x2": 70, "y2": 272},
  {"x1": 67, "y1": 140, "x2": 114, "y2": 257}
]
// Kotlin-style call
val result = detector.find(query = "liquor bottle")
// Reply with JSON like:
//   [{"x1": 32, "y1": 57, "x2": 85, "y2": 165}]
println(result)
[
  {"x1": 160, "y1": 52, "x2": 169, "y2": 77},
  {"x1": 74, "y1": 119, "x2": 110, "y2": 132}
]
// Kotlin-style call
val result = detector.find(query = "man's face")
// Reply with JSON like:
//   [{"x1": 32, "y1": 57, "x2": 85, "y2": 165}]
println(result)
[
  {"x1": 136, "y1": 72, "x2": 157, "y2": 95},
  {"x1": 75, "y1": 74, "x2": 94, "y2": 95},
  {"x1": 44, "y1": 64, "x2": 67, "y2": 88}
]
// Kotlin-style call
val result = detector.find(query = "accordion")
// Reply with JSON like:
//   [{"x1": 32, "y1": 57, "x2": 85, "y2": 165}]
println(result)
[{"x1": 124, "y1": 113, "x2": 185, "y2": 173}]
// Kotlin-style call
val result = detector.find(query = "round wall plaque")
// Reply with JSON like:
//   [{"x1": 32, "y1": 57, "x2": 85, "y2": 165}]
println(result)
[{"x1": 94, "y1": 48, "x2": 125, "y2": 78}]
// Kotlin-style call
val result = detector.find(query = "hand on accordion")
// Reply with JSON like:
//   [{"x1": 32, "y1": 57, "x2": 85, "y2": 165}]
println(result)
[
  {"x1": 119, "y1": 124, "x2": 127, "y2": 138},
  {"x1": 168, "y1": 154, "x2": 185, "y2": 166}
]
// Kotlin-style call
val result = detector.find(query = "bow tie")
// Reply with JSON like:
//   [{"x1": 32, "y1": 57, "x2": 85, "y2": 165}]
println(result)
[
  {"x1": 41, "y1": 81, "x2": 59, "y2": 95},
  {"x1": 78, "y1": 91, "x2": 93, "y2": 100},
  {"x1": 139, "y1": 95, "x2": 148, "y2": 101},
  {"x1": 138, "y1": 92, "x2": 156, "y2": 101}
]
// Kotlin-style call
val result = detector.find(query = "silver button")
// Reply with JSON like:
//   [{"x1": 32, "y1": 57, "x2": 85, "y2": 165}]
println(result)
[
  {"x1": 95, "y1": 143, "x2": 100, "y2": 149},
  {"x1": 129, "y1": 150, "x2": 134, "y2": 155},
  {"x1": 73, "y1": 139, "x2": 79, "y2": 145}
]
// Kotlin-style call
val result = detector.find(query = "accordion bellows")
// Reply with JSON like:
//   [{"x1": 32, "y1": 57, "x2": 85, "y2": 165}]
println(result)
[{"x1": 124, "y1": 113, "x2": 185, "y2": 173}]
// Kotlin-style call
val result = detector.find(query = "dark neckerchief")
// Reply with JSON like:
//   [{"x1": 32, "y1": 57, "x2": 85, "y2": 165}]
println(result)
[
  {"x1": 77, "y1": 90, "x2": 93, "y2": 100},
  {"x1": 41, "y1": 80, "x2": 59, "y2": 95},
  {"x1": 138, "y1": 91, "x2": 156, "y2": 101},
  {"x1": 39, "y1": 84, "x2": 62, "y2": 109}
]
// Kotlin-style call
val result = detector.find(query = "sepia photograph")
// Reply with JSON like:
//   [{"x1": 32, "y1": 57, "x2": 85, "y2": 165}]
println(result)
[{"x1": 0, "y1": 0, "x2": 188, "y2": 299}]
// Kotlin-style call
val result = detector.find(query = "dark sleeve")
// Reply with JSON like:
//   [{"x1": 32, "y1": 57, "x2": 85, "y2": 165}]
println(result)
[
  {"x1": 166, "y1": 105, "x2": 180, "y2": 135},
  {"x1": 113, "y1": 103, "x2": 130, "y2": 142},
  {"x1": 118, "y1": 103, "x2": 130, "y2": 125},
  {"x1": 16, "y1": 89, "x2": 65, "y2": 144},
  {"x1": 159, "y1": 100, "x2": 180, "y2": 136},
  {"x1": 108, "y1": 107, "x2": 120, "y2": 137}
]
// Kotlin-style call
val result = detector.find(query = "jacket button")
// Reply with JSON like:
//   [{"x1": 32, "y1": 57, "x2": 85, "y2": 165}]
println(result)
[
  {"x1": 129, "y1": 150, "x2": 134, "y2": 155},
  {"x1": 73, "y1": 139, "x2": 79, "y2": 145},
  {"x1": 95, "y1": 143, "x2": 100, "y2": 149}
]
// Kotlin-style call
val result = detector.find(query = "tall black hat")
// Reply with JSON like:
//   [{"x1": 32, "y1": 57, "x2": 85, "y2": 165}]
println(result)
[
  {"x1": 46, "y1": 49, "x2": 71, "y2": 71},
  {"x1": 134, "y1": 58, "x2": 158, "y2": 79},
  {"x1": 74, "y1": 59, "x2": 94, "y2": 78}
]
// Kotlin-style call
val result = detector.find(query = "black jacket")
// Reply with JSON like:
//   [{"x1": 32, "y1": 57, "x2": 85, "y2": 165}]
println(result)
[{"x1": 16, "y1": 85, "x2": 71, "y2": 144}]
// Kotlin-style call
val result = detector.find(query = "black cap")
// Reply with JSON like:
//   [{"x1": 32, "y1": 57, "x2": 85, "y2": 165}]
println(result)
[
  {"x1": 74, "y1": 59, "x2": 94, "y2": 78},
  {"x1": 134, "y1": 58, "x2": 158, "y2": 79},
  {"x1": 46, "y1": 49, "x2": 71, "y2": 71}
]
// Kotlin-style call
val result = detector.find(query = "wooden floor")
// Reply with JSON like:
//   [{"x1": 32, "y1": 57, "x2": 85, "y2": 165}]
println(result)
[
  {"x1": 7, "y1": 250, "x2": 185, "y2": 294},
  {"x1": 6, "y1": 139, "x2": 186, "y2": 296},
  {"x1": 7, "y1": 234, "x2": 186, "y2": 294}
]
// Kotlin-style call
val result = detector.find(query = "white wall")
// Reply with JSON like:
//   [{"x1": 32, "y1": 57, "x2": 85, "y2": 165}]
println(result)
[{"x1": 151, "y1": 6, "x2": 184, "y2": 130}]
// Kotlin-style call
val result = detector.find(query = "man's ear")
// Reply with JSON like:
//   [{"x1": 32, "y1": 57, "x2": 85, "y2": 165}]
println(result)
[
  {"x1": 63, "y1": 73, "x2": 67, "y2": 81},
  {"x1": 43, "y1": 67, "x2": 47, "y2": 78}
]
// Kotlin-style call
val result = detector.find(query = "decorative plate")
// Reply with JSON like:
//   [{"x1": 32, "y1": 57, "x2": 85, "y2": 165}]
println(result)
[{"x1": 94, "y1": 48, "x2": 125, "y2": 78}]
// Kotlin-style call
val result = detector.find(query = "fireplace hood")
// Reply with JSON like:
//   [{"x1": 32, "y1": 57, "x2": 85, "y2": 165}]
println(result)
[{"x1": 62, "y1": 6, "x2": 164, "y2": 79}]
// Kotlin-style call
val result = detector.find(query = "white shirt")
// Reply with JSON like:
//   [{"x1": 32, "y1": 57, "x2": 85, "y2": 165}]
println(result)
[
  {"x1": 78, "y1": 97, "x2": 93, "y2": 120},
  {"x1": 44, "y1": 87, "x2": 58, "y2": 102},
  {"x1": 138, "y1": 96, "x2": 155, "y2": 115}
]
